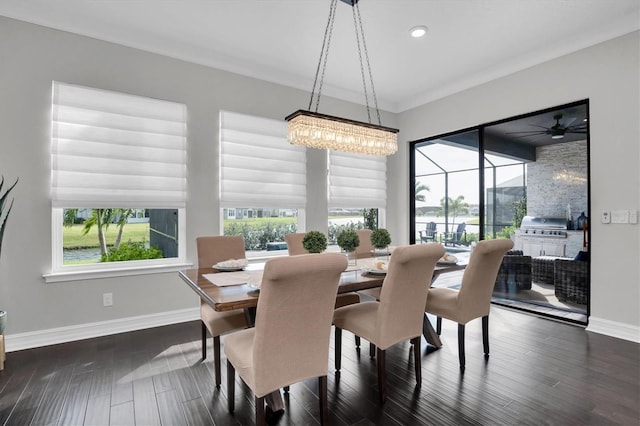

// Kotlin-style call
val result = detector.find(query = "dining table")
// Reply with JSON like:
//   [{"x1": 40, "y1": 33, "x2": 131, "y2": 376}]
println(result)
[{"x1": 178, "y1": 257, "x2": 466, "y2": 349}]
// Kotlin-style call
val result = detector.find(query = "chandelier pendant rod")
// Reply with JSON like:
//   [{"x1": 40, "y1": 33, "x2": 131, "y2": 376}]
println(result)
[
  {"x1": 354, "y1": 1, "x2": 383, "y2": 126},
  {"x1": 309, "y1": 0, "x2": 338, "y2": 112},
  {"x1": 351, "y1": 1, "x2": 372, "y2": 124}
]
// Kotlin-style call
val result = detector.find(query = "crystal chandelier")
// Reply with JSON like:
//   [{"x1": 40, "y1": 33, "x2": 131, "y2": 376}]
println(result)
[{"x1": 285, "y1": 0, "x2": 398, "y2": 156}]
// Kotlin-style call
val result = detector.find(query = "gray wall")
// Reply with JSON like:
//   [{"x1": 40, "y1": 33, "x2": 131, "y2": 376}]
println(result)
[
  {"x1": 0, "y1": 16, "x2": 638, "y2": 343},
  {"x1": 390, "y1": 31, "x2": 639, "y2": 334},
  {"x1": 0, "y1": 17, "x2": 396, "y2": 337}
]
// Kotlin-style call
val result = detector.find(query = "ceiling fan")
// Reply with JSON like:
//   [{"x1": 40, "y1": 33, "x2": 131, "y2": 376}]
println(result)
[{"x1": 507, "y1": 113, "x2": 587, "y2": 140}]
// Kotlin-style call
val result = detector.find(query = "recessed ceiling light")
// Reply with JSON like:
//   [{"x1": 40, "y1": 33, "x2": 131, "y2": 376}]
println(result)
[{"x1": 409, "y1": 25, "x2": 428, "y2": 38}]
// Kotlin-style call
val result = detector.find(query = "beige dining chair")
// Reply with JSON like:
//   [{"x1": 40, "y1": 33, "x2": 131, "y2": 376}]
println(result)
[
  {"x1": 225, "y1": 253, "x2": 347, "y2": 426},
  {"x1": 333, "y1": 243, "x2": 445, "y2": 404},
  {"x1": 425, "y1": 238, "x2": 513, "y2": 372},
  {"x1": 196, "y1": 235, "x2": 248, "y2": 387},
  {"x1": 284, "y1": 232, "x2": 363, "y2": 348},
  {"x1": 354, "y1": 229, "x2": 375, "y2": 259}
]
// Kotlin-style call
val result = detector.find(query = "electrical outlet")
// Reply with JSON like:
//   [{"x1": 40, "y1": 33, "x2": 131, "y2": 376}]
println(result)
[
  {"x1": 103, "y1": 293, "x2": 113, "y2": 307},
  {"x1": 601, "y1": 211, "x2": 610, "y2": 224},
  {"x1": 630, "y1": 210, "x2": 638, "y2": 224}
]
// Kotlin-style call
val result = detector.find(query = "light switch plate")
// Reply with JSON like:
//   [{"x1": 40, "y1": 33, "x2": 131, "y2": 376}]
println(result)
[
  {"x1": 630, "y1": 210, "x2": 638, "y2": 224},
  {"x1": 601, "y1": 211, "x2": 610, "y2": 224},
  {"x1": 611, "y1": 210, "x2": 629, "y2": 224}
]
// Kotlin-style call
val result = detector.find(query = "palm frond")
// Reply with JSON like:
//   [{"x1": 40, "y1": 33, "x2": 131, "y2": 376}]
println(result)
[{"x1": 0, "y1": 176, "x2": 19, "y2": 259}]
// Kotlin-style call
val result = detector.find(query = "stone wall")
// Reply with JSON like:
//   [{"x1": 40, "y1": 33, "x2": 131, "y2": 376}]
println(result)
[{"x1": 527, "y1": 140, "x2": 588, "y2": 222}]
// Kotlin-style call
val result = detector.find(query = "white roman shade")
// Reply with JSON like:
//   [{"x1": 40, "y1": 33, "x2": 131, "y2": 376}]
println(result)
[
  {"x1": 51, "y1": 82, "x2": 187, "y2": 208},
  {"x1": 328, "y1": 150, "x2": 386, "y2": 209},
  {"x1": 220, "y1": 111, "x2": 306, "y2": 208}
]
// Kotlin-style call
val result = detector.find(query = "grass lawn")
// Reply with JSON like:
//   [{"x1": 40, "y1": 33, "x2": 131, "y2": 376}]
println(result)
[{"x1": 63, "y1": 222, "x2": 150, "y2": 249}]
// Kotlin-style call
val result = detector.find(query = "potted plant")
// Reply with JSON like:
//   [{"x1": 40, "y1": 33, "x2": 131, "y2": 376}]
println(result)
[
  {"x1": 337, "y1": 229, "x2": 360, "y2": 265},
  {"x1": 302, "y1": 231, "x2": 327, "y2": 253},
  {"x1": 0, "y1": 176, "x2": 18, "y2": 335},
  {"x1": 370, "y1": 228, "x2": 391, "y2": 258}
]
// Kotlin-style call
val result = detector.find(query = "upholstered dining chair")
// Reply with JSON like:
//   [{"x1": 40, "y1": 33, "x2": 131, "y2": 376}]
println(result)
[
  {"x1": 284, "y1": 232, "x2": 363, "y2": 348},
  {"x1": 283, "y1": 232, "x2": 307, "y2": 256},
  {"x1": 425, "y1": 238, "x2": 513, "y2": 372},
  {"x1": 225, "y1": 253, "x2": 347, "y2": 426},
  {"x1": 354, "y1": 229, "x2": 375, "y2": 259},
  {"x1": 196, "y1": 235, "x2": 248, "y2": 387},
  {"x1": 333, "y1": 243, "x2": 445, "y2": 404}
]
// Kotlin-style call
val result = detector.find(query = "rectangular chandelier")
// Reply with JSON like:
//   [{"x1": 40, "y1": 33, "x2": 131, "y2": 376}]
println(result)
[{"x1": 286, "y1": 110, "x2": 398, "y2": 156}]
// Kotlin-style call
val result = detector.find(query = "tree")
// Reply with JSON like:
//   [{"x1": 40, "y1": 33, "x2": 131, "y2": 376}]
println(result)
[
  {"x1": 415, "y1": 181, "x2": 430, "y2": 202},
  {"x1": 113, "y1": 209, "x2": 134, "y2": 249},
  {"x1": 439, "y1": 195, "x2": 469, "y2": 225},
  {"x1": 63, "y1": 208, "x2": 134, "y2": 256}
]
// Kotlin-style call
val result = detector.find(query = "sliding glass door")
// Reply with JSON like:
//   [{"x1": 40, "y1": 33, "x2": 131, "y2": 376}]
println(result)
[{"x1": 410, "y1": 100, "x2": 589, "y2": 325}]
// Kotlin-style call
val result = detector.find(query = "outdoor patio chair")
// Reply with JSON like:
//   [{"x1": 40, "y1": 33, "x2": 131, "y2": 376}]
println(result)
[
  {"x1": 443, "y1": 222, "x2": 467, "y2": 246},
  {"x1": 554, "y1": 258, "x2": 589, "y2": 304},
  {"x1": 495, "y1": 250, "x2": 532, "y2": 291},
  {"x1": 419, "y1": 221, "x2": 437, "y2": 243}
]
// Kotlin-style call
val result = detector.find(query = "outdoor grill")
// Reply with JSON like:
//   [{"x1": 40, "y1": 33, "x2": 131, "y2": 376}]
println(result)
[{"x1": 518, "y1": 216, "x2": 568, "y2": 238}]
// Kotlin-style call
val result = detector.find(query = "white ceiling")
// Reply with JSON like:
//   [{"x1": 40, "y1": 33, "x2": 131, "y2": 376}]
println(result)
[{"x1": 1, "y1": 0, "x2": 638, "y2": 113}]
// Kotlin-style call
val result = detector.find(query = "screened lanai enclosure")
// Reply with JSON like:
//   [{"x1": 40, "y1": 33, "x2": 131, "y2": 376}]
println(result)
[{"x1": 411, "y1": 130, "x2": 527, "y2": 246}]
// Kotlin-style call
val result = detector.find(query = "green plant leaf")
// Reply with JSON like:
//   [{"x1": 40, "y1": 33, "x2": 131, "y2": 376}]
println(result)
[{"x1": 0, "y1": 176, "x2": 18, "y2": 260}]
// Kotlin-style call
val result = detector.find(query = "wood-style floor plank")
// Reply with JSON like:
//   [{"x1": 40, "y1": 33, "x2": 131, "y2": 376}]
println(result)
[
  {"x1": 84, "y1": 394, "x2": 111, "y2": 426},
  {"x1": 0, "y1": 307, "x2": 637, "y2": 426}
]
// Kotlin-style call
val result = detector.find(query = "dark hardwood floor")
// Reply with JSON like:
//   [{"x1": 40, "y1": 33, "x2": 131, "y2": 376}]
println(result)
[{"x1": 1, "y1": 306, "x2": 638, "y2": 425}]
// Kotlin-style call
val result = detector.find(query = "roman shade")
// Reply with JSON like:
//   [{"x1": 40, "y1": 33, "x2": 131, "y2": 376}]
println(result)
[
  {"x1": 219, "y1": 111, "x2": 306, "y2": 208},
  {"x1": 51, "y1": 82, "x2": 187, "y2": 208},
  {"x1": 328, "y1": 150, "x2": 386, "y2": 209}
]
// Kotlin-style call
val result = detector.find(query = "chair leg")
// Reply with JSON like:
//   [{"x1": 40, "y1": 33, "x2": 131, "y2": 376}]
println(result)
[
  {"x1": 482, "y1": 315, "x2": 489, "y2": 359},
  {"x1": 319, "y1": 376, "x2": 328, "y2": 425},
  {"x1": 370, "y1": 342, "x2": 376, "y2": 359},
  {"x1": 376, "y1": 347, "x2": 387, "y2": 404},
  {"x1": 411, "y1": 337, "x2": 421, "y2": 386},
  {"x1": 334, "y1": 327, "x2": 342, "y2": 371},
  {"x1": 355, "y1": 335, "x2": 361, "y2": 351},
  {"x1": 255, "y1": 395, "x2": 266, "y2": 426},
  {"x1": 213, "y1": 335, "x2": 221, "y2": 387},
  {"x1": 227, "y1": 361, "x2": 235, "y2": 413},
  {"x1": 436, "y1": 316, "x2": 442, "y2": 335},
  {"x1": 458, "y1": 324, "x2": 466, "y2": 372},
  {"x1": 201, "y1": 321, "x2": 207, "y2": 359}
]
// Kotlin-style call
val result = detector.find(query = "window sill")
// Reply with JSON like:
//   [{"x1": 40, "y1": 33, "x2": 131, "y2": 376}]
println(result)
[{"x1": 43, "y1": 261, "x2": 193, "y2": 283}]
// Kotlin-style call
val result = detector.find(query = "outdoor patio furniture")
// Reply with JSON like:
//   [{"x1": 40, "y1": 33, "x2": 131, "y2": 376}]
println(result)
[
  {"x1": 532, "y1": 256, "x2": 561, "y2": 284},
  {"x1": 554, "y1": 258, "x2": 589, "y2": 304},
  {"x1": 419, "y1": 222, "x2": 437, "y2": 243},
  {"x1": 442, "y1": 222, "x2": 467, "y2": 246},
  {"x1": 495, "y1": 250, "x2": 532, "y2": 291}
]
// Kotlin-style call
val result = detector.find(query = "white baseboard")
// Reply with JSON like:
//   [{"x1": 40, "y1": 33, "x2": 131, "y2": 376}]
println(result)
[
  {"x1": 587, "y1": 316, "x2": 640, "y2": 343},
  {"x1": 5, "y1": 309, "x2": 637, "y2": 352},
  {"x1": 4, "y1": 308, "x2": 200, "y2": 352}
]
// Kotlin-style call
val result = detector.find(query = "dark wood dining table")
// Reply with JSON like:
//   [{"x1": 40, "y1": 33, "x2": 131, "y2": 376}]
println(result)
[{"x1": 178, "y1": 259, "x2": 466, "y2": 349}]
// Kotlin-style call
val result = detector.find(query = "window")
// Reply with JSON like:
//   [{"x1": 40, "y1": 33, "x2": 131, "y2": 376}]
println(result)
[
  {"x1": 219, "y1": 111, "x2": 306, "y2": 256},
  {"x1": 328, "y1": 151, "x2": 386, "y2": 245},
  {"x1": 48, "y1": 82, "x2": 187, "y2": 281}
]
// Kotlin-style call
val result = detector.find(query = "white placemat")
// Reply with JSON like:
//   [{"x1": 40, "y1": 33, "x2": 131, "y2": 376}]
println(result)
[{"x1": 204, "y1": 272, "x2": 251, "y2": 287}]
